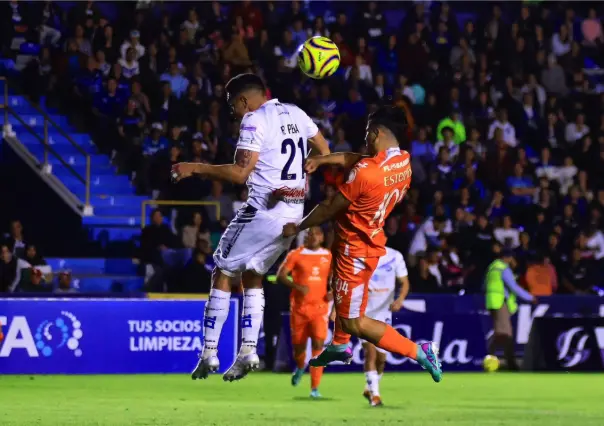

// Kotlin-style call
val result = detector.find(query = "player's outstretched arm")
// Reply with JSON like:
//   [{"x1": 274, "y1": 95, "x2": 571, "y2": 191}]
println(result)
[
  {"x1": 282, "y1": 192, "x2": 351, "y2": 237},
  {"x1": 304, "y1": 152, "x2": 367, "y2": 174},
  {"x1": 307, "y1": 131, "x2": 331, "y2": 157},
  {"x1": 171, "y1": 149, "x2": 259, "y2": 185}
]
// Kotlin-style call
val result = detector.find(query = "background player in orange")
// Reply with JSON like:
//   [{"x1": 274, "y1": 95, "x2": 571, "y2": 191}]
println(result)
[
  {"x1": 277, "y1": 226, "x2": 332, "y2": 399},
  {"x1": 283, "y1": 106, "x2": 442, "y2": 383}
]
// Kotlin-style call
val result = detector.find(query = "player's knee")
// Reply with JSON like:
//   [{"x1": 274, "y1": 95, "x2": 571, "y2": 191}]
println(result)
[
  {"x1": 311, "y1": 339, "x2": 324, "y2": 351},
  {"x1": 241, "y1": 270, "x2": 263, "y2": 289},
  {"x1": 212, "y1": 268, "x2": 233, "y2": 291}
]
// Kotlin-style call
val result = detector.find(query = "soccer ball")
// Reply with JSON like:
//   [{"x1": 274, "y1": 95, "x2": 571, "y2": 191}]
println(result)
[
  {"x1": 483, "y1": 355, "x2": 500, "y2": 373},
  {"x1": 297, "y1": 36, "x2": 340, "y2": 79}
]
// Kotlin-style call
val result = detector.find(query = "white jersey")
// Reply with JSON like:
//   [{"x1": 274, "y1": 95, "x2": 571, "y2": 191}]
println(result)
[
  {"x1": 367, "y1": 247, "x2": 408, "y2": 314},
  {"x1": 237, "y1": 99, "x2": 319, "y2": 219}
]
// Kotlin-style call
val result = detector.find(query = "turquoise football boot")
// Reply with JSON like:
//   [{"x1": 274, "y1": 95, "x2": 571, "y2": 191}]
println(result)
[
  {"x1": 291, "y1": 367, "x2": 305, "y2": 386},
  {"x1": 416, "y1": 342, "x2": 443, "y2": 383}
]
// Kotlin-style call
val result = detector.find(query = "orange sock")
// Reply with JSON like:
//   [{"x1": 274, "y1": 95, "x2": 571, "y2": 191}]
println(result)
[
  {"x1": 332, "y1": 319, "x2": 351, "y2": 345},
  {"x1": 310, "y1": 348, "x2": 324, "y2": 389},
  {"x1": 376, "y1": 325, "x2": 418, "y2": 360},
  {"x1": 294, "y1": 351, "x2": 306, "y2": 369}
]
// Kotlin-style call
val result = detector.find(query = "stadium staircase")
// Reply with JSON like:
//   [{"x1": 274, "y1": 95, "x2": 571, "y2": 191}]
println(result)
[{"x1": 1, "y1": 78, "x2": 146, "y2": 291}]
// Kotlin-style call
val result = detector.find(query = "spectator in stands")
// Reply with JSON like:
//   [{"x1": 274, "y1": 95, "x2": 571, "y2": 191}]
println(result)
[
  {"x1": 562, "y1": 247, "x2": 595, "y2": 294},
  {"x1": 203, "y1": 180, "x2": 233, "y2": 223},
  {"x1": 140, "y1": 209, "x2": 178, "y2": 290},
  {"x1": 524, "y1": 252, "x2": 558, "y2": 296},
  {"x1": 120, "y1": 29, "x2": 145, "y2": 60},
  {"x1": 54, "y1": 271, "x2": 77, "y2": 294},
  {"x1": 0, "y1": 245, "x2": 17, "y2": 293},
  {"x1": 16, "y1": 268, "x2": 51, "y2": 293},
  {"x1": 138, "y1": 122, "x2": 168, "y2": 194},
  {"x1": 160, "y1": 62, "x2": 189, "y2": 98},
  {"x1": 4, "y1": 220, "x2": 26, "y2": 257},
  {"x1": 23, "y1": 244, "x2": 46, "y2": 267},
  {"x1": 182, "y1": 211, "x2": 210, "y2": 249},
  {"x1": 436, "y1": 109, "x2": 466, "y2": 145}
]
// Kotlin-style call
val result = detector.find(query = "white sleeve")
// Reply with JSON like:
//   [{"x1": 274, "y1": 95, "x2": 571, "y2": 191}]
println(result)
[
  {"x1": 394, "y1": 251, "x2": 408, "y2": 278},
  {"x1": 236, "y1": 112, "x2": 265, "y2": 152},
  {"x1": 487, "y1": 122, "x2": 497, "y2": 140},
  {"x1": 301, "y1": 109, "x2": 319, "y2": 139}
]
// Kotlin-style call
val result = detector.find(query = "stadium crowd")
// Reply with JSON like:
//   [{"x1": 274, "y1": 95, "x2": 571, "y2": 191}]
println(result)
[{"x1": 2, "y1": 1, "x2": 604, "y2": 296}]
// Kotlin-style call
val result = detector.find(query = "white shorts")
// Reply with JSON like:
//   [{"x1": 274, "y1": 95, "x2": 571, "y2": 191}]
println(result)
[
  {"x1": 360, "y1": 309, "x2": 392, "y2": 354},
  {"x1": 213, "y1": 204, "x2": 296, "y2": 277}
]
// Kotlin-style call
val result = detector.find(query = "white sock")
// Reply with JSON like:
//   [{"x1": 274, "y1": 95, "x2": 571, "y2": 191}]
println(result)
[
  {"x1": 203, "y1": 288, "x2": 231, "y2": 354},
  {"x1": 365, "y1": 370, "x2": 380, "y2": 396},
  {"x1": 240, "y1": 288, "x2": 264, "y2": 354}
]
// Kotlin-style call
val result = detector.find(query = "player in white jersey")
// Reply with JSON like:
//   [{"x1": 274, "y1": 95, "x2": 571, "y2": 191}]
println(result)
[
  {"x1": 360, "y1": 246, "x2": 409, "y2": 406},
  {"x1": 172, "y1": 74, "x2": 330, "y2": 381}
]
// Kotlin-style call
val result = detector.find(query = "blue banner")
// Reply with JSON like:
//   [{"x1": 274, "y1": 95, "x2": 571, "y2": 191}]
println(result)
[
  {"x1": 278, "y1": 312, "x2": 488, "y2": 372},
  {"x1": 397, "y1": 295, "x2": 604, "y2": 353},
  {"x1": 0, "y1": 299, "x2": 239, "y2": 374}
]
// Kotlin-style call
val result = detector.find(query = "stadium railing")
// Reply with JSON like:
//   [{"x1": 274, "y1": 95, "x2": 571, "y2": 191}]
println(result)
[
  {"x1": 0, "y1": 77, "x2": 92, "y2": 212},
  {"x1": 140, "y1": 199, "x2": 221, "y2": 227}
]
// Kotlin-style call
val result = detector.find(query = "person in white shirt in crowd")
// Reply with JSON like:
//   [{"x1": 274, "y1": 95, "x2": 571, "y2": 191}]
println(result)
[
  {"x1": 373, "y1": 74, "x2": 386, "y2": 100},
  {"x1": 535, "y1": 146, "x2": 558, "y2": 182},
  {"x1": 311, "y1": 107, "x2": 334, "y2": 140},
  {"x1": 552, "y1": 24, "x2": 572, "y2": 57},
  {"x1": 182, "y1": 8, "x2": 201, "y2": 42},
  {"x1": 488, "y1": 108, "x2": 517, "y2": 147},
  {"x1": 408, "y1": 214, "x2": 452, "y2": 266},
  {"x1": 345, "y1": 55, "x2": 373, "y2": 85},
  {"x1": 397, "y1": 74, "x2": 415, "y2": 104},
  {"x1": 120, "y1": 30, "x2": 145, "y2": 60},
  {"x1": 585, "y1": 224, "x2": 604, "y2": 261},
  {"x1": 360, "y1": 247, "x2": 410, "y2": 407},
  {"x1": 521, "y1": 74, "x2": 546, "y2": 116},
  {"x1": 555, "y1": 156, "x2": 578, "y2": 196},
  {"x1": 565, "y1": 112, "x2": 590, "y2": 145},
  {"x1": 494, "y1": 215, "x2": 520, "y2": 249},
  {"x1": 118, "y1": 47, "x2": 140, "y2": 80},
  {"x1": 433, "y1": 126, "x2": 459, "y2": 162}
]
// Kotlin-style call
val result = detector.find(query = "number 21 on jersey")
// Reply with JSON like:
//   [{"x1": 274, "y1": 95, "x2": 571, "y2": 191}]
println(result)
[{"x1": 281, "y1": 137, "x2": 306, "y2": 181}]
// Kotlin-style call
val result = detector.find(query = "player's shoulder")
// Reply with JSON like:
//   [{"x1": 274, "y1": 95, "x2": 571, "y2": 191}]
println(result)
[
  {"x1": 386, "y1": 246, "x2": 404, "y2": 260},
  {"x1": 289, "y1": 246, "x2": 305, "y2": 256},
  {"x1": 299, "y1": 247, "x2": 331, "y2": 256}
]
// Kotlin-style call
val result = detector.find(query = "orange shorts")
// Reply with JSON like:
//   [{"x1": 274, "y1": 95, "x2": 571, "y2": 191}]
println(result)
[
  {"x1": 332, "y1": 254, "x2": 379, "y2": 319},
  {"x1": 290, "y1": 309, "x2": 329, "y2": 345}
]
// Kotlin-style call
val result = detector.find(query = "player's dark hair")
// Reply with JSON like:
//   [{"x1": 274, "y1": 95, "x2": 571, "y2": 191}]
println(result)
[
  {"x1": 367, "y1": 105, "x2": 409, "y2": 146},
  {"x1": 225, "y1": 73, "x2": 266, "y2": 101}
]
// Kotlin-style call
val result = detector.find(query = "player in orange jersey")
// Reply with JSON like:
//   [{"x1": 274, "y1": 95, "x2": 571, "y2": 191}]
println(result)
[
  {"x1": 282, "y1": 106, "x2": 442, "y2": 383},
  {"x1": 277, "y1": 226, "x2": 332, "y2": 399}
]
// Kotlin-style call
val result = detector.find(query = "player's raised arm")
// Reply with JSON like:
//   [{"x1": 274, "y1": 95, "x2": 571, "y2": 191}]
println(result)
[
  {"x1": 171, "y1": 110, "x2": 263, "y2": 184},
  {"x1": 307, "y1": 131, "x2": 331, "y2": 157},
  {"x1": 304, "y1": 152, "x2": 368, "y2": 174},
  {"x1": 171, "y1": 148, "x2": 259, "y2": 185}
]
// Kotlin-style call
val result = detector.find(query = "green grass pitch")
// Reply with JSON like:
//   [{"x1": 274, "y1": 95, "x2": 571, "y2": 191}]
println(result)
[{"x1": 1, "y1": 373, "x2": 602, "y2": 425}]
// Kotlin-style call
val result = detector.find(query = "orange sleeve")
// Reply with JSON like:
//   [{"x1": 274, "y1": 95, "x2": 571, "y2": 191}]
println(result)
[
  {"x1": 338, "y1": 165, "x2": 368, "y2": 203},
  {"x1": 283, "y1": 249, "x2": 299, "y2": 272}
]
